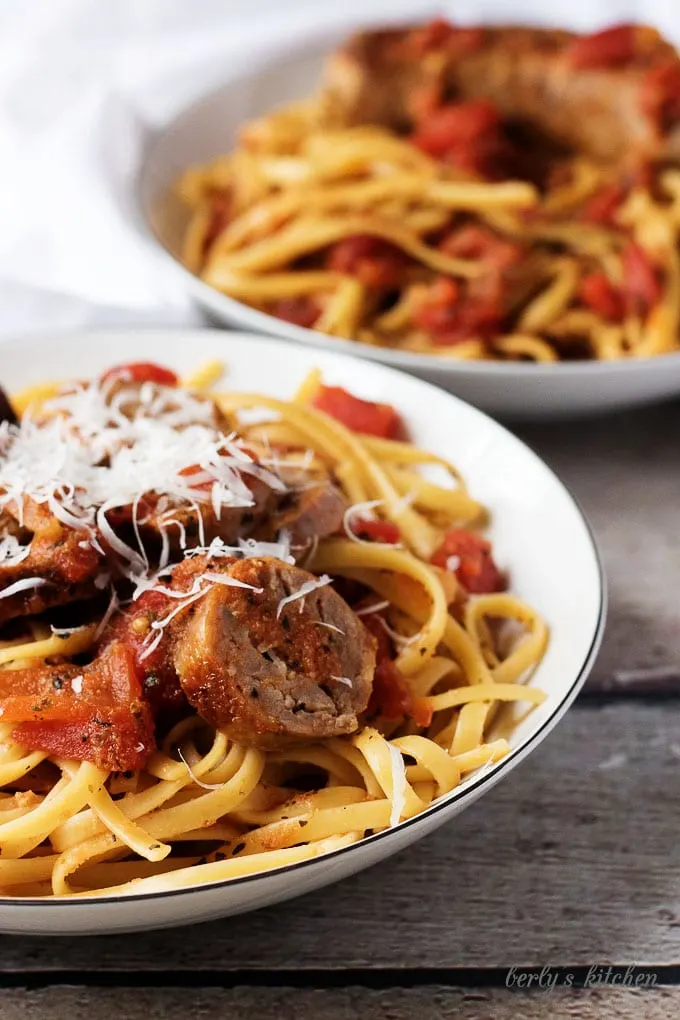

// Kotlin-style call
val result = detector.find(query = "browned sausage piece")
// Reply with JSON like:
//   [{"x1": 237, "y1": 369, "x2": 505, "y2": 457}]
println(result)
[
  {"x1": 255, "y1": 480, "x2": 346, "y2": 547},
  {"x1": 172, "y1": 557, "x2": 375, "y2": 749},
  {"x1": 323, "y1": 23, "x2": 680, "y2": 164},
  {"x1": 139, "y1": 471, "x2": 280, "y2": 553},
  {"x1": 0, "y1": 501, "x2": 104, "y2": 626}
]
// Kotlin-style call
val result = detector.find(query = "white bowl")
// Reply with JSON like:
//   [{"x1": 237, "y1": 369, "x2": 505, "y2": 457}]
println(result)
[
  {"x1": 135, "y1": 24, "x2": 680, "y2": 420},
  {"x1": 0, "y1": 328, "x2": 604, "y2": 934}
]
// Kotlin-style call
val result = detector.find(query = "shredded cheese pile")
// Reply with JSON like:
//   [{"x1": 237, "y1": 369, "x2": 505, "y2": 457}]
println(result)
[{"x1": 0, "y1": 378, "x2": 300, "y2": 608}]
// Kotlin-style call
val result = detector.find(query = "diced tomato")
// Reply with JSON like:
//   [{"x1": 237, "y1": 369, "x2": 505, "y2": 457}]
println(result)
[
  {"x1": 581, "y1": 183, "x2": 626, "y2": 227},
  {"x1": 431, "y1": 529, "x2": 506, "y2": 594},
  {"x1": 359, "y1": 607, "x2": 431, "y2": 726},
  {"x1": 621, "y1": 241, "x2": 662, "y2": 317},
  {"x1": 9, "y1": 643, "x2": 155, "y2": 772},
  {"x1": 312, "y1": 384, "x2": 405, "y2": 439},
  {"x1": 566, "y1": 24, "x2": 638, "y2": 69},
  {"x1": 440, "y1": 225, "x2": 523, "y2": 272},
  {"x1": 101, "y1": 363, "x2": 178, "y2": 387},
  {"x1": 326, "y1": 235, "x2": 410, "y2": 290},
  {"x1": 427, "y1": 276, "x2": 461, "y2": 307},
  {"x1": 578, "y1": 272, "x2": 625, "y2": 321},
  {"x1": 270, "y1": 296, "x2": 321, "y2": 329},
  {"x1": 102, "y1": 589, "x2": 171, "y2": 676},
  {"x1": 351, "y1": 517, "x2": 401, "y2": 544},
  {"x1": 410, "y1": 100, "x2": 501, "y2": 174},
  {"x1": 360, "y1": 610, "x2": 423, "y2": 723},
  {"x1": 412, "y1": 273, "x2": 502, "y2": 346},
  {"x1": 370, "y1": 658, "x2": 416, "y2": 721},
  {"x1": 641, "y1": 61, "x2": 680, "y2": 131},
  {"x1": 414, "y1": 227, "x2": 524, "y2": 344},
  {"x1": 101, "y1": 590, "x2": 186, "y2": 721},
  {"x1": 413, "y1": 298, "x2": 494, "y2": 346}
]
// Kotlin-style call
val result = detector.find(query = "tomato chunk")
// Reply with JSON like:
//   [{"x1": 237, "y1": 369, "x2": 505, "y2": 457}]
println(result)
[
  {"x1": 270, "y1": 296, "x2": 321, "y2": 329},
  {"x1": 358, "y1": 600, "x2": 433, "y2": 727},
  {"x1": 101, "y1": 363, "x2": 178, "y2": 387},
  {"x1": 567, "y1": 24, "x2": 638, "y2": 69},
  {"x1": 582, "y1": 183, "x2": 625, "y2": 227},
  {"x1": 431, "y1": 529, "x2": 506, "y2": 594},
  {"x1": 351, "y1": 517, "x2": 401, "y2": 544},
  {"x1": 410, "y1": 100, "x2": 506, "y2": 176},
  {"x1": 326, "y1": 235, "x2": 410, "y2": 290},
  {"x1": 440, "y1": 225, "x2": 522, "y2": 272},
  {"x1": 578, "y1": 273, "x2": 625, "y2": 321},
  {"x1": 9, "y1": 643, "x2": 155, "y2": 771},
  {"x1": 641, "y1": 61, "x2": 680, "y2": 131},
  {"x1": 413, "y1": 228, "x2": 524, "y2": 345},
  {"x1": 312, "y1": 384, "x2": 405, "y2": 439},
  {"x1": 360, "y1": 610, "x2": 427, "y2": 723},
  {"x1": 370, "y1": 658, "x2": 416, "y2": 721},
  {"x1": 101, "y1": 591, "x2": 186, "y2": 721},
  {"x1": 621, "y1": 241, "x2": 662, "y2": 317}
]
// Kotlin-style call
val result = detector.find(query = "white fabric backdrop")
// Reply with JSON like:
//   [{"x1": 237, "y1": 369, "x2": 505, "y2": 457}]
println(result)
[{"x1": 0, "y1": 0, "x2": 677, "y2": 338}]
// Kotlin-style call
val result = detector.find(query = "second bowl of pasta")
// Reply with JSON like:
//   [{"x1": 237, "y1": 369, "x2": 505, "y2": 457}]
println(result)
[{"x1": 137, "y1": 15, "x2": 680, "y2": 418}]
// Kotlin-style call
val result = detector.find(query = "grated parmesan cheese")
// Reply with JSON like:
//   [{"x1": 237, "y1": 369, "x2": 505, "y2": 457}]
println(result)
[
  {"x1": 0, "y1": 376, "x2": 301, "y2": 605},
  {"x1": 177, "y1": 748, "x2": 224, "y2": 790},
  {"x1": 0, "y1": 532, "x2": 31, "y2": 567},
  {"x1": 315, "y1": 621, "x2": 345, "y2": 635},
  {"x1": 356, "y1": 600, "x2": 390, "y2": 617},
  {"x1": 0, "y1": 577, "x2": 48, "y2": 600},
  {"x1": 331, "y1": 675, "x2": 353, "y2": 687},
  {"x1": 276, "y1": 574, "x2": 333, "y2": 619},
  {"x1": 0, "y1": 379, "x2": 287, "y2": 562}
]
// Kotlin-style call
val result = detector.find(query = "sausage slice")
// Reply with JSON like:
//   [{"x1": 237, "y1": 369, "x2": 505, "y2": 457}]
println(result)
[
  {"x1": 255, "y1": 480, "x2": 346, "y2": 548},
  {"x1": 324, "y1": 23, "x2": 680, "y2": 164},
  {"x1": 172, "y1": 557, "x2": 375, "y2": 748}
]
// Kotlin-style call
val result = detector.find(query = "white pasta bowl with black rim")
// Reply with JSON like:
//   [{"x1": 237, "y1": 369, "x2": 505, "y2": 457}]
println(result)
[
  {"x1": 0, "y1": 329, "x2": 604, "y2": 934},
  {"x1": 134, "y1": 21, "x2": 680, "y2": 420}
]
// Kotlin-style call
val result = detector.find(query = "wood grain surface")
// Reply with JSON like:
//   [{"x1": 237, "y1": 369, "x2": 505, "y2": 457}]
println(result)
[
  {"x1": 0, "y1": 985, "x2": 677, "y2": 1020},
  {"x1": 519, "y1": 400, "x2": 680, "y2": 694}
]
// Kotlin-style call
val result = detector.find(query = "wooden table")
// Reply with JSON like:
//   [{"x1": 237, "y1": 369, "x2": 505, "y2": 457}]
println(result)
[{"x1": 1, "y1": 399, "x2": 678, "y2": 1020}]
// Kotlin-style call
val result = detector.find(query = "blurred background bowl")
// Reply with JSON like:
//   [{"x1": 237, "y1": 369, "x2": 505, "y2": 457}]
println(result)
[{"x1": 136, "y1": 20, "x2": 680, "y2": 420}]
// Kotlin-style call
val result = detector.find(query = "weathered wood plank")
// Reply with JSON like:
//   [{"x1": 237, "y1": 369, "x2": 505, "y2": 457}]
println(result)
[
  {"x1": 0, "y1": 985, "x2": 676, "y2": 1020},
  {"x1": 1, "y1": 703, "x2": 678, "y2": 970},
  {"x1": 518, "y1": 401, "x2": 680, "y2": 694}
]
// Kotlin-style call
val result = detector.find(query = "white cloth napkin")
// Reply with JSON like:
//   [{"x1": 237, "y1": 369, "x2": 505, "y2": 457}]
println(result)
[{"x1": 0, "y1": 0, "x2": 677, "y2": 340}]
